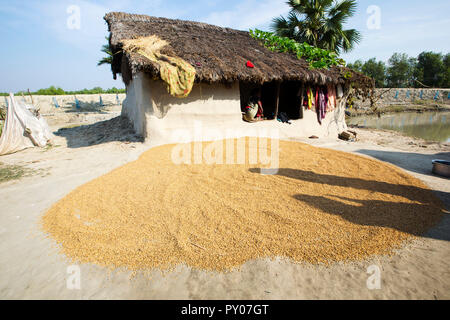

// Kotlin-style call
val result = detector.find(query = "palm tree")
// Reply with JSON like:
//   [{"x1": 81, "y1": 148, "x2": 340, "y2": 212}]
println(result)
[
  {"x1": 97, "y1": 37, "x2": 113, "y2": 66},
  {"x1": 271, "y1": 0, "x2": 361, "y2": 54}
]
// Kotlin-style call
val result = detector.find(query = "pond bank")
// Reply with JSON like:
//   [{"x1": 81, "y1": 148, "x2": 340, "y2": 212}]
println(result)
[
  {"x1": 346, "y1": 103, "x2": 450, "y2": 117},
  {"x1": 352, "y1": 88, "x2": 450, "y2": 114},
  {"x1": 347, "y1": 111, "x2": 450, "y2": 143}
]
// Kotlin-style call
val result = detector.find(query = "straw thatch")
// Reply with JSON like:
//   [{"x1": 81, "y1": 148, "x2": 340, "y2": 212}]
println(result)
[{"x1": 104, "y1": 12, "x2": 372, "y2": 88}]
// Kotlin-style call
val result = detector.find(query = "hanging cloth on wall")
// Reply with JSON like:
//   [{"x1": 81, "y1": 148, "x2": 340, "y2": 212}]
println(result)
[
  {"x1": 320, "y1": 87, "x2": 327, "y2": 120},
  {"x1": 315, "y1": 87, "x2": 328, "y2": 125},
  {"x1": 122, "y1": 36, "x2": 196, "y2": 98},
  {"x1": 327, "y1": 84, "x2": 337, "y2": 111},
  {"x1": 316, "y1": 91, "x2": 322, "y2": 125},
  {"x1": 306, "y1": 87, "x2": 313, "y2": 109},
  {"x1": 315, "y1": 87, "x2": 319, "y2": 109}
]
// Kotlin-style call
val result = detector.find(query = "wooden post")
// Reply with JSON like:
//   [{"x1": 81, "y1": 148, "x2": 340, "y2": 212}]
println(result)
[
  {"x1": 274, "y1": 81, "x2": 280, "y2": 120},
  {"x1": 27, "y1": 89, "x2": 34, "y2": 105}
]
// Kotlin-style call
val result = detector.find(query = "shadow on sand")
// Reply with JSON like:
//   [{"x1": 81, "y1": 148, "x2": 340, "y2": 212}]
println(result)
[
  {"x1": 249, "y1": 167, "x2": 449, "y2": 241},
  {"x1": 54, "y1": 116, "x2": 143, "y2": 148},
  {"x1": 355, "y1": 149, "x2": 450, "y2": 177},
  {"x1": 64, "y1": 102, "x2": 113, "y2": 114}
]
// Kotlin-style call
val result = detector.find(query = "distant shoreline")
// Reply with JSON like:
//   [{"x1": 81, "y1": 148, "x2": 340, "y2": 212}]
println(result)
[{"x1": 346, "y1": 104, "x2": 450, "y2": 117}]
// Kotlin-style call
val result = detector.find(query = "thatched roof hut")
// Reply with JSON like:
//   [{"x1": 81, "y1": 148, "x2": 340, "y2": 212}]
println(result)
[
  {"x1": 103, "y1": 12, "x2": 372, "y2": 142},
  {"x1": 104, "y1": 12, "x2": 370, "y2": 87}
]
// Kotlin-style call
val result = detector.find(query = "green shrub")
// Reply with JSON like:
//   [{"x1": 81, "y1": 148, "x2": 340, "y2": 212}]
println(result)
[{"x1": 249, "y1": 29, "x2": 346, "y2": 69}]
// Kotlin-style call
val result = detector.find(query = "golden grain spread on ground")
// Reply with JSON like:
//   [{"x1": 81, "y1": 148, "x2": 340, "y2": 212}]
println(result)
[{"x1": 42, "y1": 138, "x2": 444, "y2": 272}]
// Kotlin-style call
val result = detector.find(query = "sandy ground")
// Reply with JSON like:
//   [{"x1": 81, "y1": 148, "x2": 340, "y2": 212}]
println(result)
[{"x1": 0, "y1": 107, "x2": 449, "y2": 299}]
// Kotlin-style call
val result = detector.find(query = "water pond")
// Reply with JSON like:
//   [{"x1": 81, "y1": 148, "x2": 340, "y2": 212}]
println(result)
[{"x1": 347, "y1": 111, "x2": 450, "y2": 142}]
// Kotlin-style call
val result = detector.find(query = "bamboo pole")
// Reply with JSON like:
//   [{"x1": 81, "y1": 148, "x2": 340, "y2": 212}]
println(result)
[
  {"x1": 299, "y1": 83, "x2": 304, "y2": 119},
  {"x1": 27, "y1": 89, "x2": 34, "y2": 105}
]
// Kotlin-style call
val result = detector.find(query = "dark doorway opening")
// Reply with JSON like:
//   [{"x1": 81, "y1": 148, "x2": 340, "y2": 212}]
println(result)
[
  {"x1": 239, "y1": 81, "x2": 304, "y2": 121},
  {"x1": 260, "y1": 82, "x2": 278, "y2": 119},
  {"x1": 239, "y1": 81, "x2": 278, "y2": 120},
  {"x1": 279, "y1": 81, "x2": 303, "y2": 120}
]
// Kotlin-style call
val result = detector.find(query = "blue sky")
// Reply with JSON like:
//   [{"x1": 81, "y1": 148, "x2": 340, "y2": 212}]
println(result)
[{"x1": 1, "y1": 0, "x2": 449, "y2": 92}]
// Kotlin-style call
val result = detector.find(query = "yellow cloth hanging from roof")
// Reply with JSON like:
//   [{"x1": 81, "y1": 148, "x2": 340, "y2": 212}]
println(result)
[
  {"x1": 122, "y1": 36, "x2": 196, "y2": 98},
  {"x1": 306, "y1": 87, "x2": 313, "y2": 110}
]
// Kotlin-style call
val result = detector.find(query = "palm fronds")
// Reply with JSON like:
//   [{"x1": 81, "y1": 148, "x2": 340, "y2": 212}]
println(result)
[{"x1": 271, "y1": 0, "x2": 361, "y2": 54}]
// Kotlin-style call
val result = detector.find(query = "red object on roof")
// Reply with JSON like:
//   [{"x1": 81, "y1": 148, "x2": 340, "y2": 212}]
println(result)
[{"x1": 246, "y1": 60, "x2": 254, "y2": 68}]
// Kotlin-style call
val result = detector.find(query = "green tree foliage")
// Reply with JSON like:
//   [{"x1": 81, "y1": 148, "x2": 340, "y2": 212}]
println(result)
[
  {"x1": 414, "y1": 51, "x2": 445, "y2": 88},
  {"x1": 347, "y1": 59, "x2": 386, "y2": 87},
  {"x1": 386, "y1": 53, "x2": 416, "y2": 88},
  {"x1": 271, "y1": 0, "x2": 362, "y2": 54},
  {"x1": 443, "y1": 53, "x2": 450, "y2": 88},
  {"x1": 98, "y1": 37, "x2": 113, "y2": 66},
  {"x1": 34, "y1": 86, "x2": 65, "y2": 95},
  {"x1": 0, "y1": 87, "x2": 126, "y2": 96},
  {"x1": 348, "y1": 51, "x2": 450, "y2": 88},
  {"x1": 361, "y1": 58, "x2": 386, "y2": 88},
  {"x1": 347, "y1": 60, "x2": 363, "y2": 72},
  {"x1": 249, "y1": 29, "x2": 346, "y2": 69}
]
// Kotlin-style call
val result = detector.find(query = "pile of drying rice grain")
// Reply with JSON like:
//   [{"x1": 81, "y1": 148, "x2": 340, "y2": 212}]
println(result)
[{"x1": 42, "y1": 138, "x2": 444, "y2": 272}]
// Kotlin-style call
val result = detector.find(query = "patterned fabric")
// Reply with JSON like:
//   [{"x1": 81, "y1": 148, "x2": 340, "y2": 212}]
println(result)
[
  {"x1": 122, "y1": 36, "x2": 196, "y2": 98},
  {"x1": 306, "y1": 87, "x2": 314, "y2": 109},
  {"x1": 327, "y1": 84, "x2": 337, "y2": 111},
  {"x1": 243, "y1": 102, "x2": 258, "y2": 122},
  {"x1": 316, "y1": 87, "x2": 328, "y2": 125},
  {"x1": 159, "y1": 55, "x2": 196, "y2": 98}
]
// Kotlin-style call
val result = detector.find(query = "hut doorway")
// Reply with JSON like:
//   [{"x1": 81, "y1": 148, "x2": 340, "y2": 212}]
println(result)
[
  {"x1": 260, "y1": 82, "x2": 278, "y2": 120},
  {"x1": 278, "y1": 81, "x2": 303, "y2": 120},
  {"x1": 239, "y1": 81, "x2": 304, "y2": 121},
  {"x1": 239, "y1": 81, "x2": 278, "y2": 120}
]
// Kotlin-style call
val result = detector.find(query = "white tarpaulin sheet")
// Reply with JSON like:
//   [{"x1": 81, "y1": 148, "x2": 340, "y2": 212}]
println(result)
[{"x1": 0, "y1": 93, "x2": 53, "y2": 155}]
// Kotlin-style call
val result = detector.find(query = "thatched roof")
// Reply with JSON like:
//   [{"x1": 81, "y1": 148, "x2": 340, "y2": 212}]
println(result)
[{"x1": 104, "y1": 12, "x2": 372, "y2": 87}]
